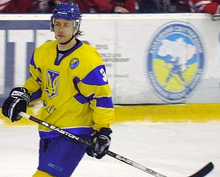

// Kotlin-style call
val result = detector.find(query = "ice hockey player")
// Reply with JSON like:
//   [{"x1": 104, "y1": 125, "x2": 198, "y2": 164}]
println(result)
[{"x1": 2, "y1": 2, "x2": 115, "y2": 177}]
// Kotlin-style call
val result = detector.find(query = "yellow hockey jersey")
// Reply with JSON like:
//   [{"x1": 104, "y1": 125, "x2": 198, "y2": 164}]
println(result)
[{"x1": 23, "y1": 39, "x2": 115, "y2": 139}]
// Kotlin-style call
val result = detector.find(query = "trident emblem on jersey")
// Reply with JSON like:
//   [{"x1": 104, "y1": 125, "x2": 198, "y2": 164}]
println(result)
[{"x1": 45, "y1": 70, "x2": 59, "y2": 98}]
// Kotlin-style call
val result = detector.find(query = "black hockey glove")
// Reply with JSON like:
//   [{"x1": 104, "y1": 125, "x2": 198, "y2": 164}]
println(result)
[
  {"x1": 86, "y1": 128, "x2": 112, "y2": 159},
  {"x1": 2, "y1": 87, "x2": 30, "y2": 122}
]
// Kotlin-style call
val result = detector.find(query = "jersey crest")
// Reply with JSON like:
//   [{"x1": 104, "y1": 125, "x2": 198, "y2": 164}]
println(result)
[
  {"x1": 45, "y1": 70, "x2": 59, "y2": 98},
  {"x1": 70, "y1": 58, "x2": 79, "y2": 69}
]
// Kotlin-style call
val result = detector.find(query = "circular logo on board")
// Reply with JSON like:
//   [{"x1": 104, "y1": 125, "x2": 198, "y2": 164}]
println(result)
[{"x1": 147, "y1": 22, "x2": 205, "y2": 102}]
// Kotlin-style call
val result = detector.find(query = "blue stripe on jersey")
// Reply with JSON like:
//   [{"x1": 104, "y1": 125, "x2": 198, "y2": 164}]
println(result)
[
  {"x1": 30, "y1": 53, "x2": 42, "y2": 72},
  {"x1": 96, "y1": 97, "x2": 114, "y2": 108},
  {"x1": 74, "y1": 93, "x2": 94, "y2": 104},
  {"x1": 73, "y1": 76, "x2": 80, "y2": 90},
  {"x1": 82, "y1": 65, "x2": 108, "y2": 86},
  {"x1": 30, "y1": 73, "x2": 42, "y2": 83},
  {"x1": 30, "y1": 53, "x2": 37, "y2": 69},
  {"x1": 30, "y1": 88, "x2": 42, "y2": 102},
  {"x1": 36, "y1": 77, "x2": 42, "y2": 83},
  {"x1": 39, "y1": 127, "x2": 93, "y2": 139},
  {"x1": 30, "y1": 53, "x2": 35, "y2": 65}
]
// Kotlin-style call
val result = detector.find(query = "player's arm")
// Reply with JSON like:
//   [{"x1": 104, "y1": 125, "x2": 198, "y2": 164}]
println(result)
[
  {"x1": 76, "y1": 64, "x2": 115, "y2": 130},
  {"x1": 23, "y1": 76, "x2": 42, "y2": 105},
  {"x1": 23, "y1": 52, "x2": 42, "y2": 105},
  {"x1": 74, "y1": 63, "x2": 114, "y2": 159},
  {"x1": 1, "y1": 53, "x2": 42, "y2": 122}
]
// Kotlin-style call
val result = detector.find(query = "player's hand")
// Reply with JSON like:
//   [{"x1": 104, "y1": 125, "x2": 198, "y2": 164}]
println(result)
[
  {"x1": 86, "y1": 128, "x2": 112, "y2": 159},
  {"x1": 2, "y1": 87, "x2": 30, "y2": 122}
]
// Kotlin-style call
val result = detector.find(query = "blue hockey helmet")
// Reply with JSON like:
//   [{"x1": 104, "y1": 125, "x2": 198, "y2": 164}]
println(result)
[
  {"x1": 52, "y1": 2, "x2": 82, "y2": 21},
  {"x1": 51, "y1": 2, "x2": 82, "y2": 32}
]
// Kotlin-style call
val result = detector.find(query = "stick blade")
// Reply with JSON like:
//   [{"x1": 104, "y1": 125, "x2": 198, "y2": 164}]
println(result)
[{"x1": 188, "y1": 162, "x2": 214, "y2": 177}]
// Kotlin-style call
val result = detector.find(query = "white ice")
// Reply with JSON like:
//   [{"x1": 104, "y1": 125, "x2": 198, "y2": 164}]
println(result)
[{"x1": 0, "y1": 122, "x2": 219, "y2": 177}]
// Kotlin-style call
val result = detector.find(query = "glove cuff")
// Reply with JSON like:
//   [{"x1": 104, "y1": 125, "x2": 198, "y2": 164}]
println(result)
[
  {"x1": 99, "y1": 128, "x2": 112, "y2": 136},
  {"x1": 10, "y1": 87, "x2": 30, "y2": 104}
]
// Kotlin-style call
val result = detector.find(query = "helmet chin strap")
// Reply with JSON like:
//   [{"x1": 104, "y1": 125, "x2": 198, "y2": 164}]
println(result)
[
  {"x1": 59, "y1": 34, "x2": 75, "y2": 45},
  {"x1": 58, "y1": 28, "x2": 77, "y2": 45}
]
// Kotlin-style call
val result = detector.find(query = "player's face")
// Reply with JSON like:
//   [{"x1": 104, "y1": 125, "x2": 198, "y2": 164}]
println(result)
[{"x1": 54, "y1": 19, "x2": 74, "y2": 43}]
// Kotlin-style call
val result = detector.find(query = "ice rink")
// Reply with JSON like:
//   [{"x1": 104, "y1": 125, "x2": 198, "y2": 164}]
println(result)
[{"x1": 0, "y1": 121, "x2": 219, "y2": 177}]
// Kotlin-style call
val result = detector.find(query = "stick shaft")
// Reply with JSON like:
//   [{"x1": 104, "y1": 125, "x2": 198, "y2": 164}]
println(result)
[{"x1": 19, "y1": 111, "x2": 167, "y2": 177}]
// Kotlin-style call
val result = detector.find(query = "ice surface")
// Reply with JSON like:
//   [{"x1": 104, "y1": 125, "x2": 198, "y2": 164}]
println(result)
[{"x1": 0, "y1": 122, "x2": 219, "y2": 177}]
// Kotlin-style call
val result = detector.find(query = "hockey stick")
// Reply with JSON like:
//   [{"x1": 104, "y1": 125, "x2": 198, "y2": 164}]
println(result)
[
  {"x1": 189, "y1": 162, "x2": 214, "y2": 177},
  {"x1": 19, "y1": 112, "x2": 213, "y2": 177},
  {"x1": 19, "y1": 112, "x2": 166, "y2": 177}
]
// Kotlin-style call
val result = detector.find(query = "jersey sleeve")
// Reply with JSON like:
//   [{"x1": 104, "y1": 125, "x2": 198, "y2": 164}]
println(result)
[
  {"x1": 23, "y1": 52, "x2": 42, "y2": 105},
  {"x1": 73, "y1": 63, "x2": 115, "y2": 131}
]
